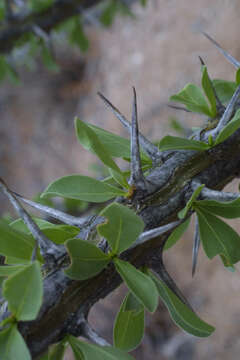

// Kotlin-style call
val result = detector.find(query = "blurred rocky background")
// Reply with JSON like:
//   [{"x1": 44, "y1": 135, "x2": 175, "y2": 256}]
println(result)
[{"x1": 1, "y1": 0, "x2": 240, "y2": 359}]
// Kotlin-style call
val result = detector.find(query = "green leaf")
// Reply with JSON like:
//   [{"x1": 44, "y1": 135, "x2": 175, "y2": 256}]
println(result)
[
  {"x1": 3, "y1": 261, "x2": 43, "y2": 321},
  {"x1": 98, "y1": 203, "x2": 144, "y2": 255},
  {"x1": 38, "y1": 354, "x2": 49, "y2": 360},
  {"x1": 140, "y1": 0, "x2": 148, "y2": 6},
  {"x1": 201, "y1": 66, "x2": 217, "y2": 117},
  {"x1": 10, "y1": 218, "x2": 55, "y2": 232},
  {"x1": 212, "y1": 79, "x2": 237, "y2": 103},
  {"x1": 100, "y1": 0, "x2": 118, "y2": 27},
  {"x1": 30, "y1": 0, "x2": 54, "y2": 11},
  {"x1": 0, "y1": 265, "x2": 25, "y2": 277},
  {"x1": 39, "y1": 226, "x2": 80, "y2": 244},
  {"x1": 70, "y1": 18, "x2": 89, "y2": 52},
  {"x1": 75, "y1": 118, "x2": 128, "y2": 188},
  {"x1": 65, "y1": 238, "x2": 110, "y2": 280},
  {"x1": 41, "y1": 43, "x2": 60, "y2": 72},
  {"x1": 41, "y1": 175, "x2": 126, "y2": 202},
  {"x1": 170, "y1": 83, "x2": 212, "y2": 116},
  {"x1": 178, "y1": 184, "x2": 205, "y2": 219},
  {"x1": 88, "y1": 123, "x2": 151, "y2": 164},
  {"x1": 194, "y1": 198, "x2": 240, "y2": 219},
  {"x1": 0, "y1": 220, "x2": 34, "y2": 262},
  {"x1": 69, "y1": 336, "x2": 134, "y2": 360},
  {"x1": 114, "y1": 259, "x2": 158, "y2": 313},
  {"x1": 236, "y1": 68, "x2": 240, "y2": 85},
  {"x1": 150, "y1": 272, "x2": 215, "y2": 337},
  {"x1": 158, "y1": 136, "x2": 209, "y2": 152},
  {"x1": 0, "y1": 325, "x2": 31, "y2": 360},
  {"x1": 164, "y1": 218, "x2": 191, "y2": 250},
  {"x1": 5, "y1": 62, "x2": 20, "y2": 85},
  {"x1": 0, "y1": 56, "x2": 9, "y2": 82},
  {"x1": 114, "y1": 292, "x2": 144, "y2": 351},
  {"x1": 11, "y1": 219, "x2": 79, "y2": 244},
  {"x1": 215, "y1": 109, "x2": 240, "y2": 145},
  {"x1": 49, "y1": 341, "x2": 67, "y2": 360},
  {"x1": 195, "y1": 207, "x2": 240, "y2": 264}
]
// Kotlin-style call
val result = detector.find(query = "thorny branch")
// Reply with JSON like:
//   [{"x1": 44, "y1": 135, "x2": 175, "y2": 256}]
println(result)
[{"x1": 2, "y1": 35, "x2": 240, "y2": 358}]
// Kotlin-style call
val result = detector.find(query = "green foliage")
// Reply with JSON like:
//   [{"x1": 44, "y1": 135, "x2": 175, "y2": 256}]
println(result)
[
  {"x1": 69, "y1": 335, "x2": 134, "y2": 360},
  {"x1": 158, "y1": 135, "x2": 209, "y2": 152},
  {"x1": 214, "y1": 108, "x2": 240, "y2": 145},
  {"x1": 201, "y1": 65, "x2": 217, "y2": 117},
  {"x1": 88, "y1": 123, "x2": 151, "y2": 164},
  {"x1": 114, "y1": 259, "x2": 158, "y2": 313},
  {"x1": 98, "y1": 203, "x2": 144, "y2": 255},
  {"x1": 178, "y1": 184, "x2": 205, "y2": 219},
  {"x1": 65, "y1": 239, "x2": 110, "y2": 280},
  {"x1": 69, "y1": 17, "x2": 89, "y2": 52},
  {"x1": 212, "y1": 79, "x2": 237, "y2": 103},
  {"x1": 100, "y1": 0, "x2": 120, "y2": 27},
  {"x1": 48, "y1": 341, "x2": 68, "y2": 360},
  {"x1": 164, "y1": 218, "x2": 190, "y2": 250},
  {"x1": 41, "y1": 43, "x2": 60, "y2": 72},
  {"x1": 75, "y1": 118, "x2": 128, "y2": 188},
  {"x1": 194, "y1": 198, "x2": 240, "y2": 218},
  {"x1": 150, "y1": 272, "x2": 215, "y2": 337},
  {"x1": 11, "y1": 218, "x2": 80, "y2": 244},
  {"x1": 236, "y1": 68, "x2": 240, "y2": 85},
  {"x1": 30, "y1": 0, "x2": 54, "y2": 12},
  {"x1": 113, "y1": 292, "x2": 144, "y2": 351},
  {"x1": 3, "y1": 261, "x2": 43, "y2": 321},
  {"x1": 3, "y1": 35, "x2": 240, "y2": 358},
  {"x1": 170, "y1": 83, "x2": 212, "y2": 116},
  {"x1": 0, "y1": 220, "x2": 35, "y2": 263},
  {"x1": 41, "y1": 175, "x2": 127, "y2": 202},
  {"x1": 194, "y1": 207, "x2": 240, "y2": 265},
  {"x1": 0, "y1": 265, "x2": 25, "y2": 277},
  {"x1": 0, "y1": 325, "x2": 31, "y2": 360}
]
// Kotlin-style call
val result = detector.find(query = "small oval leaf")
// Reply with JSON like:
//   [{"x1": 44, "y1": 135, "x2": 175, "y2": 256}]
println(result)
[
  {"x1": 69, "y1": 336, "x2": 134, "y2": 360},
  {"x1": 215, "y1": 109, "x2": 240, "y2": 145},
  {"x1": 201, "y1": 66, "x2": 217, "y2": 117},
  {"x1": 3, "y1": 261, "x2": 43, "y2": 321},
  {"x1": 150, "y1": 272, "x2": 215, "y2": 337},
  {"x1": 98, "y1": 203, "x2": 144, "y2": 254},
  {"x1": 114, "y1": 292, "x2": 144, "y2": 351},
  {"x1": 159, "y1": 136, "x2": 209, "y2": 152},
  {"x1": 195, "y1": 207, "x2": 240, "y2": 264},
  {"x1": 114, "y1": 259, "x2": 158, "y2": 313},
  {"x1": 65, "y1": 238, "x2": 110, "y2": 280},
  {"x1": 164, "y1": 218, "x2": 191, "y2": 250},
  {"x1": 195, "y1": 198, "x2": 240, "y2": 219},
  {"x1": 0, "y1": 325, "x2": 31, "y2": 360},
  {"x1": 170, "y1": 83, "x2": 212, "y2": 116},
  {"x1": 41, "y1": 175, "x2": 126, "y2": 202}
]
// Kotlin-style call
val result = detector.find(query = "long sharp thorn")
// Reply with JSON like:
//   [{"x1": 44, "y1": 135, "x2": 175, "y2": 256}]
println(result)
[
  {"x1": 13, "y1": 192, "x2": 86, "y2": 227},
  {"x1": 202, "y1": 32, "x2": 240, "y2": 69},
  {"x1": 129, "y1": 87, "x2": 146, "y2": 189},
  {"x1": 97, "y1": 91, "x2": 162, "y2": 163},
  {"x1": 192, "y1": 217, "x2": 200, "y2": 277},
  {"x1": 0, "y1": 178, "x2": 64, "y2": 265},
  {"x1": 134, "y1": 220, "x2": 181, "y2": 248}
]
